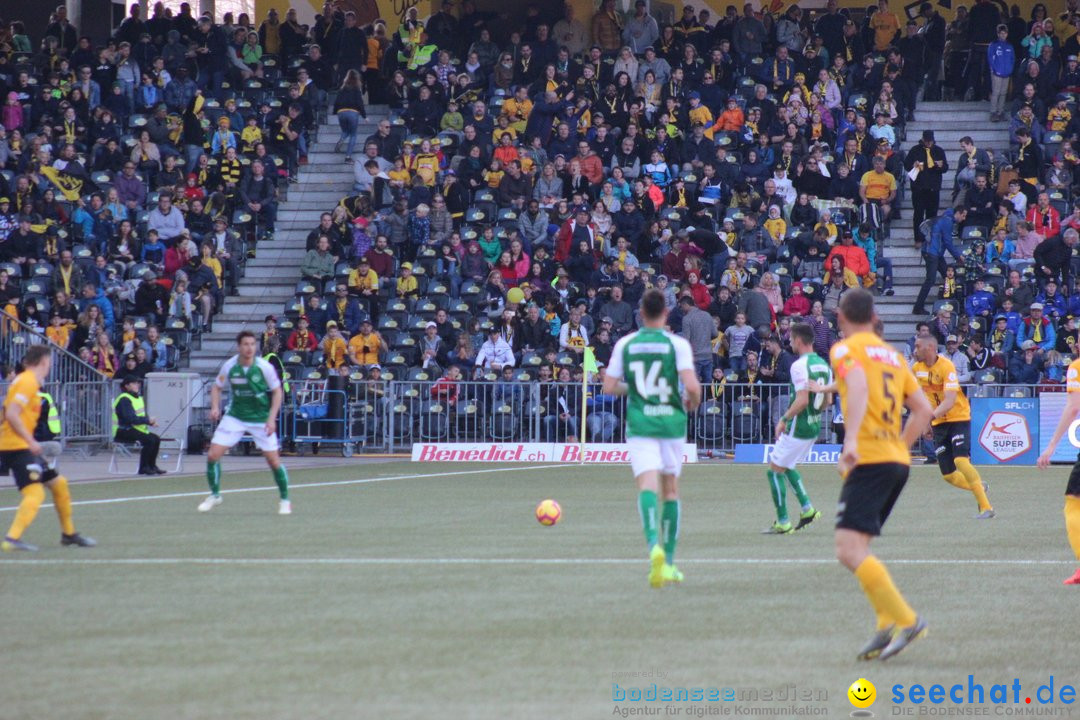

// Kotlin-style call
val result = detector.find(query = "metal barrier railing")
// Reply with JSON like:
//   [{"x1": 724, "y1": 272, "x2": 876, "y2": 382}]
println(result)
[
  {"x1": 54, "y1": 379, "x2": 115, "y2": 449},
  {"x1": 0, "y1": 310, "x2": 106, "y2": 384}
]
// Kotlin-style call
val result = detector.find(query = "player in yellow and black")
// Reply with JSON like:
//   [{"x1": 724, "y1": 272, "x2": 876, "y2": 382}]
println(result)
[
  {"x1": 912, "y1": 336, "x2": 994, "y2": 518},
  {"x1": 1, "y1": 346, "x2": 96, "y2": 552},
  {"x1": 1037, "y1": 356, "x2": 1080, "y2": 585},
  {"x1": 829, "y1": 289, "x2": 934, "y2": 661}
]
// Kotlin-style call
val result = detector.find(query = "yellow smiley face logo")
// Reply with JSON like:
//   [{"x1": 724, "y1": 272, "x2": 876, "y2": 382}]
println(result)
[{"x1": 848, "y1": 678, "x2": 876, "y2": 708}]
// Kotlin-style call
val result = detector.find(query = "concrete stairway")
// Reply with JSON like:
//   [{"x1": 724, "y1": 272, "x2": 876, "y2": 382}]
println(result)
[
  {"x1": 874, "y1": 101, "x2": 1011, "y2": 343},
  {"x1": 186, "y1": 107, "x2": 389, "y2": 375}
]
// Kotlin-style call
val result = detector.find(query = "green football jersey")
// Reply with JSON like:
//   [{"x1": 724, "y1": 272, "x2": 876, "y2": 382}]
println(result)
[
  {"x1": 215, "y1": 355, "x2": 281, "y2": 423},
  {"x1": 607, "y1": 327, "x2": 693, "y2": 440},
  {"x1": 786, "y1": 352, "x2": 832, "y2": 440}
]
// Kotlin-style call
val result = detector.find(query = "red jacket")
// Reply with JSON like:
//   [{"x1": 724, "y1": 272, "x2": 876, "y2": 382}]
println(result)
[
  {"x1": 1028, "y1": 204, "x2": 1061, "y2": 239},
  {"x1": 825, "y1": 243, "x2": 870, "y2": 277},
  {"x1": 554, "y1": 219, "x2": 598, "y2": 263}
]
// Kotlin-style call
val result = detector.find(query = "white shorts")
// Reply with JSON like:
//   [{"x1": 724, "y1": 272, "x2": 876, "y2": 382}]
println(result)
[
  {"x1": 627, "y1": 437, "x2": 685, "y2": 478},
  {"x1": 211, "y1": 414, "x2": 280, "y2": 452},
  {"x1": 768, "y1": 433, "x2": 815, "y2": 469}
]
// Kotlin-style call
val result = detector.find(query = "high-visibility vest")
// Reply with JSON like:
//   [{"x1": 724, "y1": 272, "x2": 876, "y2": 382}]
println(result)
[
  {"x1": 263, "y1": 353, "x2": 290, "y2": 394},
  {"x1": 38, "y1": 392, "x2": 61, "y2": 434},
  {"x1": 112, "y1": 392, "x2": 149, "y2": 435}
]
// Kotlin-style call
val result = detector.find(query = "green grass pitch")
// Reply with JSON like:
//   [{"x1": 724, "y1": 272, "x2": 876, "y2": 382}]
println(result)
[{"x1": 0, "y1": 460, "x2": 1076, "y2": 719}]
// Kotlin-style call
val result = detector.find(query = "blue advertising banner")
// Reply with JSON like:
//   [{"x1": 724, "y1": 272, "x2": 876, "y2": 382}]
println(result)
[
  {"x1": 733, "y1": 444, "x2": 842, "y2": 464},
  {"x1": 1037, "y1": 392, "x2": 1079, "y2": 463},
  {"x1": 970, "y1": 397, "x2": 1039, "y2": 466}
]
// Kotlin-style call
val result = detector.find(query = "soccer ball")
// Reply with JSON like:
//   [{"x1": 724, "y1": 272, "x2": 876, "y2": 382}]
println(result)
[{"x1": 536, "y1": 499, "x2": 562, "y2": 526}]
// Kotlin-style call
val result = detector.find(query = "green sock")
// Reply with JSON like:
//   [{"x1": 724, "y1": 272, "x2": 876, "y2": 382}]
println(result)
[
  {"x1": 785, "y1": 468, "x2": 812, "y2": 511},
  {"x1": 638, "y1": 490, "x2": 659, "y2": 548},
  {"x1": 206, "y1": 460, "x2": 221, "y2": 496},
  {"x1": 273, "y1": 465, "x2": 289, "y2": 500},
  {"x1": 661, "y1": 500, "x2": 680, "y2": 562},
  {"x1": 767, "y1": 470, "x2": 789, "y2": 524}
]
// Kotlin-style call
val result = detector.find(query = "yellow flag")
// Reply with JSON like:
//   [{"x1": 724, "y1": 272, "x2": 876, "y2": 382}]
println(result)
[{"x1": 583, "y1": 346, "x2": 598, "y2": 376}]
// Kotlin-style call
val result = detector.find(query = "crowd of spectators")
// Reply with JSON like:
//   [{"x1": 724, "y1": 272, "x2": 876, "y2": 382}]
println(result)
[
  {"x1": 0, "y1": 2, "x2": 322, "y2": 379},
  {"x1": 5, "y1": 0, "x2": 1080, "y2": 438}
]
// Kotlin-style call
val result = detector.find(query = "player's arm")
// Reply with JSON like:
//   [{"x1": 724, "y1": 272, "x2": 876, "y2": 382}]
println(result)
[
  {"x1": 209, "y1": 383, "x2": 222, "y2": 422},
  {"x1": 601, "y1": 373, "x2": 627, "y2": 396},
  {"x1": 777, "y1": 388, "x2": 809, "y2": 439},
  {"x1": 266, "y1": 385, "x2": 283, "y2": 435},
  {"x1": 901, "y1": 386, "x2": 934, "y2": 449},
  {"x1": 4, "y1": 397, "x2": 39, "y2": 455},
  {"x1": 1038, "y1": 390, "x2": 1080, "y2": 468},
  {"x1": 838, "y1": 365, "x2": 867, "y2": 477},
  {"x1": 932, "y1": 389, "x2": 957, "y2": 422},
  {"x1": 679, "y1": 368, "x2": 701, "y2": 413}
]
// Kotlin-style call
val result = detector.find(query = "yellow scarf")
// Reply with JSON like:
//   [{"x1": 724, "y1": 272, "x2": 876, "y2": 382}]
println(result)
[{"x1": 924, "y1": 147, "x2": 935, "y2": 169}]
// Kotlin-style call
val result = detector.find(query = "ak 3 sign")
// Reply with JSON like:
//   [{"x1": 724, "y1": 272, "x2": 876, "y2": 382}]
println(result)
[{"x1": 971, "y1": 398, "x2": 1037, "y2": 465}]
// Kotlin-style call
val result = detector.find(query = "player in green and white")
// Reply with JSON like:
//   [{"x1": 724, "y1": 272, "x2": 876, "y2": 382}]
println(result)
[
  {"x1": 603, "y1": 289, "x2": 702, "y2": 588},
  {"x1": 199, "y1": 331, "x2": 291, "y2": 515},
  {"x1": 763, "y1": 323, "x2": 831, "y2": 534}
]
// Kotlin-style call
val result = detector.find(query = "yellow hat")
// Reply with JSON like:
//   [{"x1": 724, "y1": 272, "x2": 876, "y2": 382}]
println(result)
[{"x1": 218, "y1": 116, "x2": 230, "y2": 127}]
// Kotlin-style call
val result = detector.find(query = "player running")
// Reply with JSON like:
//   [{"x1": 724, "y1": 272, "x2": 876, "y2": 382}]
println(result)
[
  {"x1": 830, "y1": 289, "x2": 934, "y2": 661},
  {"x1": 911, "y1": 336, "x2": 994, "y2": 519},
  {"x1": 1, "y1": 346, "x2": 95, "y2": 551},
  {"x1": 763, "y1": 323, "x2": 828, "y2": 534},
  {"x1": 199, "y1": 331, "x2": 291, "y2": 515},
  {"x1": 603, "y1": 289, "x2": 702, "y2": 588},
  {"x1": 1036, "y1": 355, "x2": 1080, "y2": 585}
]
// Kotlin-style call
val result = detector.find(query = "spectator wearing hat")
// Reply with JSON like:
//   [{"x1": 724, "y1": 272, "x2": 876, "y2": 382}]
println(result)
[
  {"x1": 287, "y1": 315, "x2": 319, "y2": 353},
  {"x1": 1010, "y1": 341, "x2": 1043, "y2": 384},
  {"x1": 905, "y1": 130, "x2": 948, "y2": 246},
  {"x1": 1018, "y1": 302, "x2": 1056, "y2": 353},
  {"x1": 475, "y1": 326, "x2": 515, "y2": 374},
  {"x1": 1036, "y1": 279, "x2": 1068, "y2": 320},
  {"x1": 348, "y1": 319, "x2": 385, "y2": 367},
  {"x1": 113, "y1": 375, "x2": 165, "y2": 476},
  {"x1": 942, "y1": 335, "x2": 973, "y2": 383}
]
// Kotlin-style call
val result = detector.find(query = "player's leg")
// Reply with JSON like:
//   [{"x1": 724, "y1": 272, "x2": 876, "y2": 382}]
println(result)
[
  {"x1": 787, "y1": 464, "x2": 821, "y2": 530},
  {"x1": 836, "y1": 465, "x2": 922, "y2": 660},
  {"x1": 765, "y1": 436, "x2": 796, "y2": 533},
  {"x1": 764, "y1": 460, "x2": 792, "y2": 532},
  {"x1": 952, "y1": 424, "x2": 992, "y2": 517},
  {"x1": 2, "y1": 457, "x2": 44, "y2": 551},
  {"x1": 628, "y1": 437, "x2": 665, "y2": 587},
  {"x1": 252, "y1": 421, "x2": 289, "y2": 514},
  {"x1": 46, "y1": 473, "x2": 96, "y2": 547},
  {"x1": 934, "y1": 424, "x2": 968, "y2": 491},
  {"x1": 201, "y1": 417, "x2": 242, "y2": 510},
  {"x1": 658, "y1": 439, "x2": 685, "y2": 583},
  {"x1": 1063, "y1": 464, "x2": 1080, "y2": 584}
]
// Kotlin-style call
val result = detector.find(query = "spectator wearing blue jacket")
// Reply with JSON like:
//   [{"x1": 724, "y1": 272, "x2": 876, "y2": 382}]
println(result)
[
  {"x1": 1009, "y1": 341, "x2": 1043, "y2": 384},
  {"x1": 1035, "y1": 280, "x2": 1067, "y2": 320},
  {"x1": 1016, "y1": 302, "x2": 1055, "y2": 352},
  {"x1": 964, "y1": 278, "x2": 996, "y2": 319},
  {"x1": 988, "y1": 25, "x2": 1015, "y2": 122},
  {"x1": 913, "y1": 207, "x2": 966, "y2": 314},
  {"x1": 984, "y1": 233, "x2": 1014, "y2": 264},
  {"x1": 79, "y1": 281, "x2": 115, "y2": 332},
  {"x1": 1067, "y1": 281, "x2": 1080, "y2": 317}
]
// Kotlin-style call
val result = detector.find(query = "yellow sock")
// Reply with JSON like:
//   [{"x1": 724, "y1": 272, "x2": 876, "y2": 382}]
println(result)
[
  {"x1": 942, "y1": 471, "x2": 970, "y2": 491},
  {"x1": 49, "y1": 476, "x2": 75, "y2": 536},
  {"x1": 1065, "y1": 496, "x2": 1080, "y2": 561},
  {"x1": 6, "y1": 484, "x2": 45, "y2": 540},
  {"x1": 855, "y1": 555, "x2": 918, "y2": 629},
  {"x1": 955, "y1": 458, "x2": 991, "y2": 512}
]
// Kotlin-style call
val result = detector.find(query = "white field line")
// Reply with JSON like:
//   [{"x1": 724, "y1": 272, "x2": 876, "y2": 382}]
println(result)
[
  {"x1": 0, "y1": 557, "x2": 1071, "y2": 567},
  {"x1": 0, "y1": 464, "x2": 577, "y2": 513}
]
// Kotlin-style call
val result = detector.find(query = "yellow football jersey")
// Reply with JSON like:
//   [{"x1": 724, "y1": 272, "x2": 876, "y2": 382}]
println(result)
[
  {"x1": 0, "y1": 370, "x2": 40, "y2": 451},
  {"x1": 1067, "y1": 358, "x2": 1080, "y2": 393},
  {"x1": 831, "y1": 331, "x2": 920, "y2": 467},
  {"x1": 912, "y1": 355, "x2": 970, "y2": 425}
]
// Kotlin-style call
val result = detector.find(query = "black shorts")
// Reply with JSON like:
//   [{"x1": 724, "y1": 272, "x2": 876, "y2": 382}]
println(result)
[
  {"x1": 932, "y1": 421, "x2": 971, "y2": 475},
  {"x1": 0, "y1": 450, "x2": 57, "y2": 490},
  {"x1": 1067, "y1": 457, "x2": 1080, "y2": 497},
  {"x1": 836, "y1": 462, "x2": 910, "y2": 536}
]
